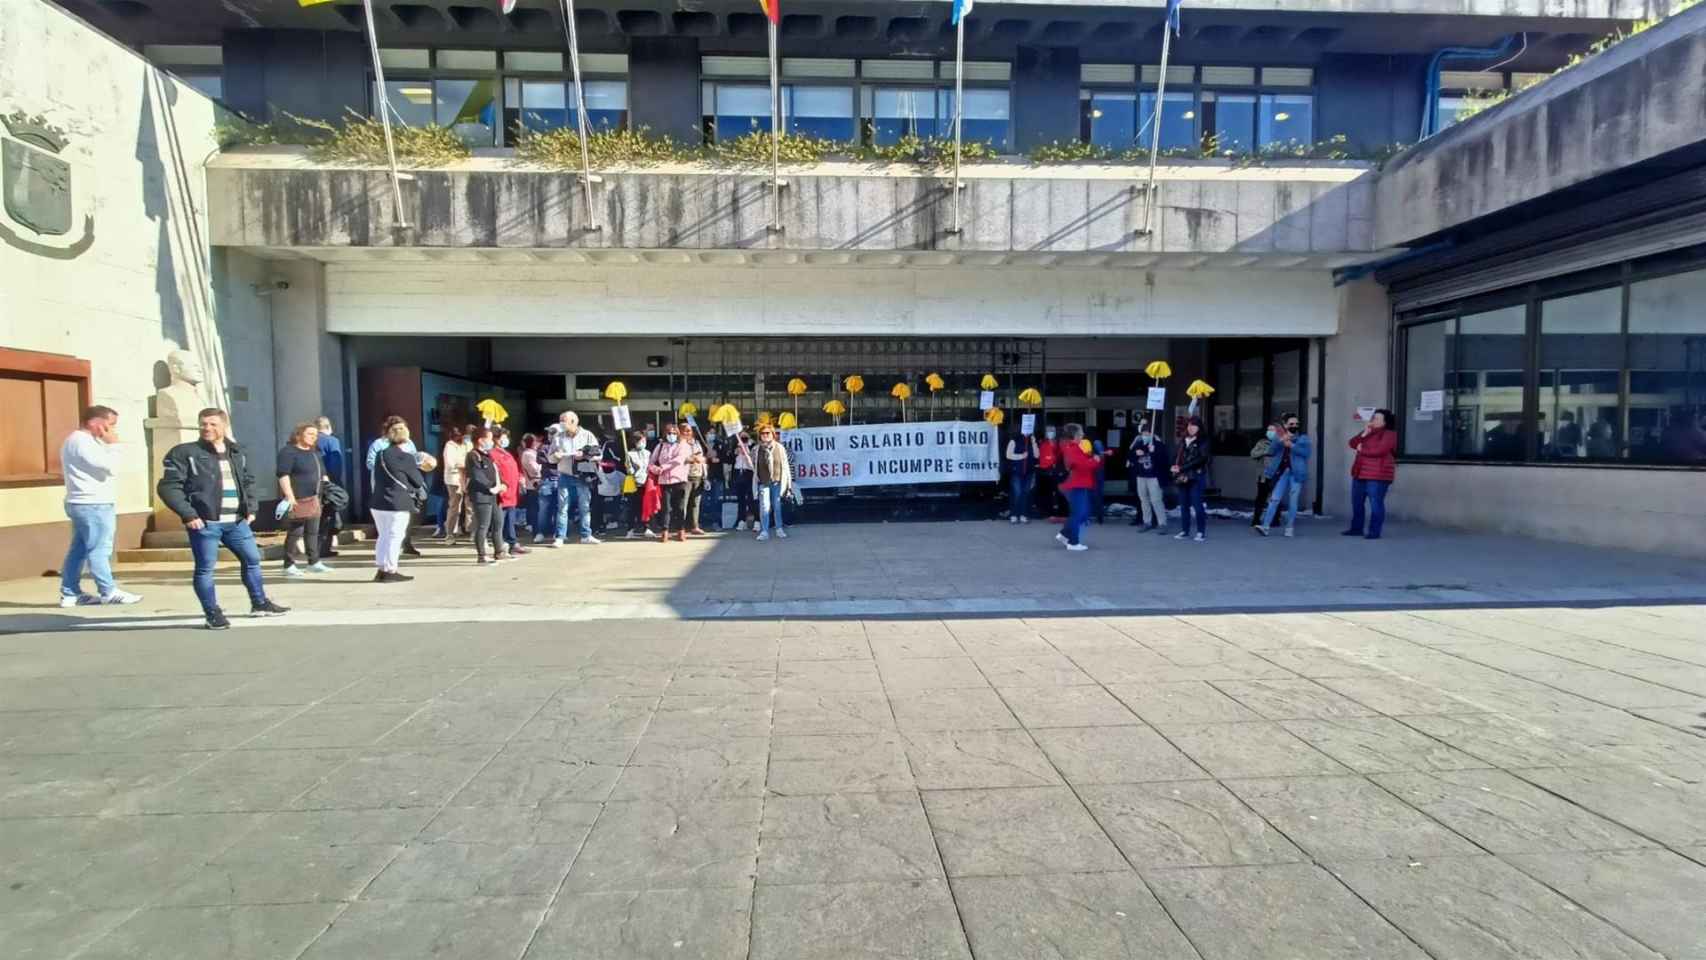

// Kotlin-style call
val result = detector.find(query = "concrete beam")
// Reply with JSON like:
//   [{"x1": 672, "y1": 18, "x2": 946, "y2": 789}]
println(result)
[{"x1": 208, "y1": 152, "x2": 1379, "y2": 257}]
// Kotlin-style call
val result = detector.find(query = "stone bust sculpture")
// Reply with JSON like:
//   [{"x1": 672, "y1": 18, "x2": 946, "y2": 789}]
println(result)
[{"x1": 154, "y1": 349, "x2": 207, "y2": 427}]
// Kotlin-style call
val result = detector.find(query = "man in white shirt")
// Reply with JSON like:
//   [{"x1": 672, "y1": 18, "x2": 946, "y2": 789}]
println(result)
[
  {"x1": 59, "y1": 405, "x2": 142, "y2": 606},
  {"x1": 546, "y1": 410, "x2": 601, "y2": 547}
]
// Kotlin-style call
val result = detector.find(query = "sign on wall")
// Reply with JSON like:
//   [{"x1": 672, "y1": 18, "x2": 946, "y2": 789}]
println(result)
[{"x1": 782, "y1": 421, "x2": 1001, "y2": 489}]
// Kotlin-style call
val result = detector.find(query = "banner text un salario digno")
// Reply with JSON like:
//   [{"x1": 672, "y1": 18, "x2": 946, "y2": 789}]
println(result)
[{"x1": 780, "y1": 421, "x2": 1002, "y2": 489}]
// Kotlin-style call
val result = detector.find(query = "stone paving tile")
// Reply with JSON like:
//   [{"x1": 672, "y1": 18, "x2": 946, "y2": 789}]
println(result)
[
  {"x1": 1079, "y1": 780, "x2": 1304, "y2": 869},
  {"x1": 298, "y1": 896, "x2": 549, "y2": 960},
  {"x1": 1161, "y1": 722, "x2": 1352, "y2": 779},
  {"x1": 610, "y1": 736, "x2": 769, "y2": 799},
  {"x1": 1398, "y1": 713, "x2": 1629, "y2": 769},
  {"x1": 1212, "y1": 678, "x2": 1381, "y2": 721},
  {"x1": 164, "y1": 808, "x2": 434, "y2": 906},
  {"x1": 507, "y1": 695, "x2": 657, "y2": 742},
  {"x1": 1329, "y1": 855, "x2": 1665, "y2": 960},
  {"x1": 1513, "y1": 765, "x2": 1706, "y2": 849},
  {"x1": 1105, "y1": 680, "x2": 1265, "y2": 725},
  {"x1": 865, "y1": 632, "x2": 967, "y2": 660},
  {"x1": 876, "y1": 656, "x2": 991, "y2": 692},
  {"x1": 1501, "y1": 848, "x2": 1706, "y2": 960},
  {"x1": 1316, "y1": 675, "x2": 1485, "y2": 716},
  {"x1": 0, "y1": 909, "x2": 134, "y2": 960},
  {"x1": 921, "y1": 785, "x2": 1128, "y2": 877},
  {"x1": 1632, "y1": 706, "x2": 1706, "y2": 738},
  {"x1": 778, "y1": 659, "x2": 883, "y2": 692},
  {"x1": 1226, "y1": 775, "x2": 1481, "y2": 861},
  {"x1": 766, "y1": 733, "x2": 914, "y2": 795},
  {"x1": 77, "y1": 903, "x2": 344, "y2": 960},
  {"x1": 772, "y1": 691, "x2": 896, "y2": 735},
  {"x1": 325, "y1": 670, "x2": 476, "y2": 704},
  {"x1": 1030, "y1": 724, "x2": 1208, "y2": 785},
  {"x1": 564, "y1": 797, "x2": 760, "y2": 892},
  {"x1": 246, "y1": 702, "x2": 424, "y2": 750},
  {"x1": 132, "y1": 747, "x2": 357, "y2": 814},
  {"x1": 972, "y1": 653, "x2": 1096, "y2": 687},
  {"x1": 1, "y1": 708, "x2": 178, "y2": 754},
  {"x1": 750, "y1": 878, "x2": 971, "y2": 960},
  {"x1": 290, "y1": 744, "x2": 500, "y2": 811},
  {"x1": 666, "y1": 661, "x2": 778, "y2": 696},
  {"x1": 1145, "y1": 862, "x2": 1429, "y2": 960},
  {"x1": 1277, "y1": 716, "x2": 1491, "y2": 774},
  {"x1": 646, "y1": 694, "x2": 773, "y2": 739},
  {"x1": 1248, "y1": 648, "x2": 1385, "y2": 678},
  {"x1": 777, "y1": 634, "x2": 873, "y2": 661},
  {"x1": 526, "y1": 886, "x2": 753, "y2": 960},
  {"x1": 1062, "y1": 649, "x2": 1181, "y2": 685},
  {"x1": 1371, "y1": 769, "x2": 1657, "y2": 854},
  {"x1": 0, "y1": 749, "x2": 215, "y2": 817},
  {"x1": 902, "y1": 729, "x2": 1063, "y2": 790},
  {"x1": 952, "y1": 633, "x2": 1056, "y2": 659},
  {"x1": 0, "y1": 674, "x2": 259, "y2": 711},
  {"x1": 360, "y1": 838, "x2": 581, "y2": 901},
  {"x1": 889, "y1": 688, "x2": 1019, "y2": 732},
  {"x1": 374, "y1": 700, "x2": 545, "y2": 747},
  {"x1": 998, "y1": 684, "x2": 1141, "y2": 728},
  {"x1": 679, "y1": 636, "x2": 781, "y2": 663},
  {"x1": 759, "y1": 791, "x2": 944, "y2": 884},
  {"x1": 951, "y1": 871, "x2": 1201, "y2": 960},
  {"x1": 447, "y1": 738, "x2": 634, "y2": 806}
]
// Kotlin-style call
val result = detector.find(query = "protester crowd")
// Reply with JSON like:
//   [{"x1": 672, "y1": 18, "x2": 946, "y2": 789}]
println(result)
[{"x1": 54, "y1": 400, "x2": 1396, "y2": 628}]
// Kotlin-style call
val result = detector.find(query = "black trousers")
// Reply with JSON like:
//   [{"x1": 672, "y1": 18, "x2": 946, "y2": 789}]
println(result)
[
  {"x1": 1251, "y1": 476, "x2": 1274, "y2": 528},
  {"x1": 283, "y1": 515, "x2": 320, "y2": 568},
  {"x1": 472, "y1": 500, "x2": 503, "y2": 559},
  {"x1": 659, "y1": 482, "x2": 688, "y2": 534},
  {"x1": 684, "y1": 478, "x2": 705, "y2": 530}
]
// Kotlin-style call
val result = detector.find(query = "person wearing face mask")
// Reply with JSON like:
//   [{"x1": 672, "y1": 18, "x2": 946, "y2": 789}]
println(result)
[
  {"x1": 1255, "y1": 413, "x2": 1312, "y2": 539},
  {"x1": 678, "y1": 420, "x2": 709, "y2": 536},
  {"x1": 1170, "y1": 416, "x2": 1211, "y2": 542},
  {"x1": 1004, "y1": 425, "x2": 1039, "y2": 524},
  {"x1": 730, "y1": 430, "x2": 757, "y2": 531},
  {"x1": 1345, "y1": 408, "x2": 1398, "y2": 540},
  {"x1": 491, "y1": 428, "x2": 528, "y2": 558},
  {"x1": 464, "y1": 427, "x2": 508, "y2": 564},
  {"x1": 747, "y1": 424, "x2": 792, "y2": 541},
  {"x1": 647, "y1": 421, "x2": 692, "y2": 542},
  {"x1": 1126, "y1": 421, "x2": 1170, "y2": 533},
  {"x1": 624, "y1": 429, "x2": 652, "y2": 538},
  {"x1": 1035, "y1": 425, "x2": 1065, "y2": 521}
]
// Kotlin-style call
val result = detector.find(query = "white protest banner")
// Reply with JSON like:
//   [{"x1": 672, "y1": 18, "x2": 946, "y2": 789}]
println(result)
[
  {"x1": 1146, "y1": 386, "x2": 1166, "y2": 411},
  {"x1": 610, "y1": 405, "x2": 632, "y2": 430},
  {"x1": 783, "y1": 420, "x2": 1001, "y2": 489},
  {"x1": 1020, "y1": 413, "x2": 1036, "y2": 436}
]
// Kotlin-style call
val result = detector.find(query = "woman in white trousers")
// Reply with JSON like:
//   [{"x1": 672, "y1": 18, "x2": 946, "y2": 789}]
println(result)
[{"x1": 373, "y1": 422, "x2": 431, "y2": 583}]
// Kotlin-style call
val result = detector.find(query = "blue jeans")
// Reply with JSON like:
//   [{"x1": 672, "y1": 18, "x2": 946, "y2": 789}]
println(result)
[
  {"x1": 1009, "y1": 470, "x2": 1034, "y2": 518},
  {"x1": 1349, "y1": 478, "x2": 1391, "y2": 537},
  {"x1": 1064, "y1": 487, "x2": 1092, "y2": 545},
  {"x1": 501, "y1": 506, "x2": 520, "y2": 546},
  {"x1": 188, "y1": 520, "x2": 267, "y2": 616},
  {"x1": 1179, "y1": 476, "x2": 1208, "y2": 535},
  {"x1": 758, "y1": 481, "x2": 785, "y2": 534},
  {"x1": 533, "y1": 477, "x2": 557, "y2": 534},
  {"x1": 706, "y1": 477, "x2": 724, "y2": 529},
  {"x1": 555, "y1": 475, "x2": 593, "y2": 540},
  {"x1": 61, "y1": 502, "x2": 117, "y2": 598},
  {"x1": 1260, "y1": 470, "x2": 1304, "y2": 530}
]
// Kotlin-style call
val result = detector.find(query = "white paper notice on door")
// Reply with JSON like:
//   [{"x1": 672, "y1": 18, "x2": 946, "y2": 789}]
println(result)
[{"x1": 1419, "y1": 390, "x2": 1445, "y2": 413}]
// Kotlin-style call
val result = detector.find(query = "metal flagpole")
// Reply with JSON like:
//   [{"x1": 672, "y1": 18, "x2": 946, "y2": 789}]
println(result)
[
  {"x1": 1139, "y1": 26, "x2": 1171, "y2": 237},
  {"x1": 560, "y1": 0, "x2": 601, "y2": 230},
  {"x1": 768, "y1": 16, "x2": 783, "y2": 231},
  {"x1": 951, "y1": 14, "x2": 965, "y2": 235},
  {"x1": 360, "y1": 0, "x2": 408, "y2": 228}
]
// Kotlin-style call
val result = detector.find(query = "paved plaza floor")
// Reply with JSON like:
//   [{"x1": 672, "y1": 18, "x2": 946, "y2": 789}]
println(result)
[{"x1": 3, "y1": 522, "x2": 1705, "y2": 958}]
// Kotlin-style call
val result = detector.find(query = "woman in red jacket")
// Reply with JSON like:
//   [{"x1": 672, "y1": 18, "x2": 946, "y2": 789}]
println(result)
[
  {"x1": 1055, "y1": 423, "x2": 1103, "y2": 552},
  {"x1": 1345, "y1": 408, "x2": 1398, "y2": 540},
  {"x1": 491, "y1": 428, "x2": 528, "y2": 558}
]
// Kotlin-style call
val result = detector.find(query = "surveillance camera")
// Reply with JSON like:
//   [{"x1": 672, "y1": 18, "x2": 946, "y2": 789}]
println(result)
[
  {"x1": 252, "y1": 278, "x2": 291, "y2": 296},
  {"x1": 270, "y1": 277, "x2": 290, "y2": 291}
]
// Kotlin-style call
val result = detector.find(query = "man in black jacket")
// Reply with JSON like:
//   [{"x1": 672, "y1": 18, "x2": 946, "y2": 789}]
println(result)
[{"x1": 157, "y1": 408, "x2": 289, "y2": 630}]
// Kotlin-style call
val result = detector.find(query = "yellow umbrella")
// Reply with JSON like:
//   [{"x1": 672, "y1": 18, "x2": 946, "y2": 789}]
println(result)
[
  {"x1": 1186, "y1": 379, "x2": 1215, "y2": 416},
  {"x1": 980, "y1": 374, "x2": 999, "y2": 390},
  {"x1": 984, "y1": 406, "x2": 1005, "y2": 426},
  {"x1": 1079, "y1": 438, "x2": 1094, "y2": 454},
  {"x1": 1144, "y1": 360, "x2": 1173, "y2": 380},
  {"x1": 779, "y1": 412, "x2": 798, "y2": 430},
  {"x1": 786, "y1": 377, "x2": 807, "y2": 419},
  {"x1": 924, "y1": 373, "x2": 945, "y2": 391},
  {"x1": 678, "y1": 401, "x2": 699, "y2": 418},
  {"x1": 1017, "y1": 387, "x2": 1042, "y2": 408},
  {"x1": 475, "y1": 397, "x2": 509, "y2": 426},
  {"x1": 843, "y1": 375, "x2": 864, "y2": 424},
  {"x1": 823, "y1": 398, "x2": 846, "y2": 426},
  {"x1": 891, "y1": 382, "x2": 912, "y2": 422},
  {"x1": 603, "y1": 381, "x2": 627, "y2": 402}
]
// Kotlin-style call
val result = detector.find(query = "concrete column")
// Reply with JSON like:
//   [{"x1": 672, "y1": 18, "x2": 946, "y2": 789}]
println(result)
[
  {"x1": 629, "y1": 37, "x2": 703, "y2": 144},
  {"x1": 1319, "y1": 277, "x2": 1390, "y2": 516},
  {"x1": 267, "y1": 259, "x2": 344, "y2": 445},
  {"x1": 1012, "y1": 46, "x2": 1081, "y2": 153}
]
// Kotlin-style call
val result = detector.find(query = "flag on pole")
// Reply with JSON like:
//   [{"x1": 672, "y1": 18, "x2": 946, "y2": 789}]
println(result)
[
  {"x1": 951, "y1": 0, "x2": 973, "y2": 25},
  {"x1": 758, "y1": 0, "x2": 779, "y2": 25},
  {"x1": 1165, "y1": 0, "x2": 1184, "y2": 35}
]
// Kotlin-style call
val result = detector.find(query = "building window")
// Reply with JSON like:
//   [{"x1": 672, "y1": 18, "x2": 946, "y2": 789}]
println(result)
[
  {"x1": 375, "y1": 49, "x2": 629, "y2": 146},
  {"x1": 376, "y1": 78, "x2": 498, "y2": 145},
  {"x1": 787, "y1": 86, "x2": 857, "y2": 141},
  {"x1": 703, "y1": 83, "x2": 777, "y2": 139},
  {"x1": 1259, "y1": 93, "x2": 1313, "y2": 148},
  {"x1": 0, "y1": 349, "x2": 91, "y2": 486},
  {"x1": 503, "y1": 79, "x2": 628, "y2": 134},
  {"x1": 943, "y1": 88, "x2": 1011, "y2": 151},
  {"x1": 1081, "y1": 65, "x2": 1312, "y2": 153},
  {"x1": 869, "y1": 87, "x2": 941, "y2": 143},
  {"x1": 1397, "y1": 260, "x2": 1706, "y2": 467}
]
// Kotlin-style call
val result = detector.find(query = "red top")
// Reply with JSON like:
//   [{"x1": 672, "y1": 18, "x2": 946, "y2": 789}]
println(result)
[
  {"x1": 1058, "y1": 439, "x2": 1104, "y2": 491},
  {"x1": 493, "y1": 448, "x2": 521, "y2": 507},
  {"x1": 1348, "y1": 428, "x2": 1398, "y2": 482},
  {"x1": 1037, "y1": 439, "x2": 1060, "y2": 470}
]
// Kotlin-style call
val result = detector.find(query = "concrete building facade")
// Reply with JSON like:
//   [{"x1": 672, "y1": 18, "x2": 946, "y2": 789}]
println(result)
[{"x1": 1, "y1": 0, "x2": 1702, "y2": 579}]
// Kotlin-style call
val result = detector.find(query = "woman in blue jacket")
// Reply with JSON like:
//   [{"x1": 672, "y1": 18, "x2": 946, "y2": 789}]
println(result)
[{"x1": 1255, "y1": 413, "x2": 1312, "y2": 538}]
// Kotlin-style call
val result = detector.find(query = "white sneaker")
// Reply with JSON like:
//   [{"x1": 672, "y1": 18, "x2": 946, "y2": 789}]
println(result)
[
  {"x1": 284, "y1": 566, "x2": 306, "y2": 578},
  {"x1": 756, "y1": 532, "x2": 770, "y2": 542},
  {"x1": 1193, "y1": 533, "x2": 1206, "y2": 543},
  {"x1": 776, "y1": 529, "x2": 787, "y2": 539},
  {"x1": 1009, "y1": 515, "x2": 1019, "y2": 524},
  {"x1": 1020, "y1": 515, "x2": 1029, "y2": 524},
  {"x1": 59, "y1": 594, "x2": 92, "y2": 608},
  {"x1": 532, "y1": 534, "x2": 545, "y2": 544},
  {"x1": 625, "y1": 530, "x2": 641, "y2": 539},
  {"x1": 1066, "y1": 543, "x2": 1088, "y2": 552},
  {"x1": 582, "y1": 535, "x2": 602, "y2": 545},
  {"x1": 1283, "y1": 527, "x2": 1295, "y2": 538},
  {"x1": 99, "y1": 590, "x2": 143, "y2": 605},
  {"x1": 305, "y1": 562, "x2": 332, "y2": 574},
  {"x1": 550, "y1": 539, "x2": 564, "y2": 548},
  {"x1": 1054, "y1": 532, "x2": 1067, "y2": 545}
]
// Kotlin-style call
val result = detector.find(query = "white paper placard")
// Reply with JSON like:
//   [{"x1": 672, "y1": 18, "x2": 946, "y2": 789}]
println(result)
[
  {"x1": 724, "y1": 416, "x2": 744, "y2": 437},
  {"x1": 610, "y1": 405, "x2": 632, "y2": 429},
  {"x1": 979, "y1": 390, "x2": 995, "y2": 411},
  {"x1": 1145, "y1": 387, "x2": 1167, "y2": 411},
  {"x1": 1020, "y1": 413, "x2": 1037, "y2": 436},
  {"x1": 1419, "y1": 390, "x2": 1445, "y2": 412}
]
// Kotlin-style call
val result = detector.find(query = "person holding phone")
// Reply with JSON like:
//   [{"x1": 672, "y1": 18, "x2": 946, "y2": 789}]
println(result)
[
  {"x1": 1345, "y1": 409, "x2": 1398, "y2": 540},
  {"x1": 546, "y1": 410, "x2": 602, "y2": 546},
  {"x1": 58, "y1": 405, "x2": 142, "y2": 606},
  {"x1": 1255, "y1": 413, "x2": 1312, "y2": 539}
]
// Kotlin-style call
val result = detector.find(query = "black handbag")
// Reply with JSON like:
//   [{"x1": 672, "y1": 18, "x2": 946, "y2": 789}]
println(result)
[{"x1": 380, "y1": 457, "x2": 428, "y2": 512}]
